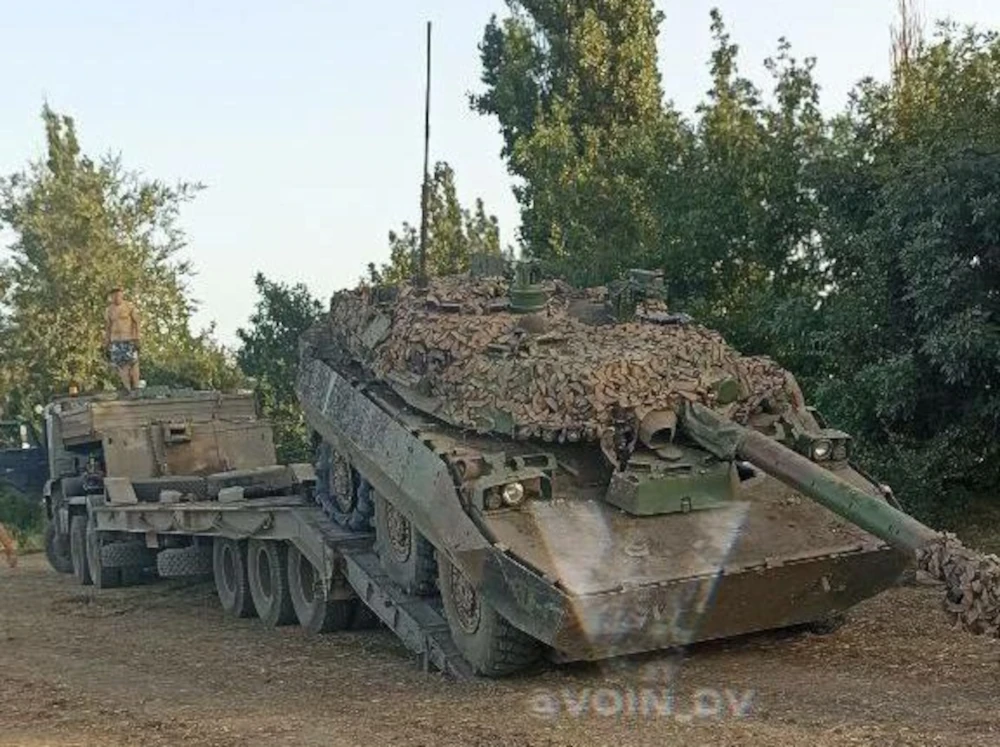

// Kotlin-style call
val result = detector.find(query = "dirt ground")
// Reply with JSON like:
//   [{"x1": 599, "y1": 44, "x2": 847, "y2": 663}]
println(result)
[{"x1": 0, "y1": 554, "x2": 997, "y2": 747}]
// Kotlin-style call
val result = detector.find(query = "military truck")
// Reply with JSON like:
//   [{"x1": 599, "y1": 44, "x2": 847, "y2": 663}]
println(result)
[
  {"x1": 41, "y1": 388, "x2": 285, "y2": 583},
  {"x1": 51, "y1": 270, "x2": 998, "y2": 678}
]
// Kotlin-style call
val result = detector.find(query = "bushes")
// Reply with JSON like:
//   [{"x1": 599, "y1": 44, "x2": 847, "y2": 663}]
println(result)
[{"x1": 0, "y1": 487, "x2": 43, "y2": 545}]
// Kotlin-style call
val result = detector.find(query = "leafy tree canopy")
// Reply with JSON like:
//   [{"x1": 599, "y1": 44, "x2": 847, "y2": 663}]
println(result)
[
  {"x1": 368, "y1": 161, "x2": 502, "y2": 284},
  {"x1": 472, "y1": 0, "x2": 673, "y2": 284},
  {"x1": 236, "y1": 273, "x2": 323, "y2": 462},
  {"x1": 0, "y1": 106, "x2": 240, "y2": 417}
]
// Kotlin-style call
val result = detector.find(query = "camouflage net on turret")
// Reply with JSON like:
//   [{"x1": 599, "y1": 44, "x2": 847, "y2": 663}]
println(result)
[
  {"x1": 919, "y1": 535, "x2": 1000, "y2": 637},
  {"x1": 322, "y1": 275, "x2": 802, "y2": 443}
]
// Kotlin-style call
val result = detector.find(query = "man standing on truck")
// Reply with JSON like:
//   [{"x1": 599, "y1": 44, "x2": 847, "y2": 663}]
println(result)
[{"x1": 104, "y1": 286, "x2": 141, "y2": 392}]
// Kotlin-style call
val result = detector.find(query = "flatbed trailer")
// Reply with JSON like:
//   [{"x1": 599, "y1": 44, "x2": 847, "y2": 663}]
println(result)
[{"x1": 86, "y1": 493, "x2": 474, "y2": 679}]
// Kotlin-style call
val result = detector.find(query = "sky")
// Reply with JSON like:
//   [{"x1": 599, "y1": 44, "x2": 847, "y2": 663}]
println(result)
[{"x1": 2, "y1": 0, "x2": 999, "y2": 344}]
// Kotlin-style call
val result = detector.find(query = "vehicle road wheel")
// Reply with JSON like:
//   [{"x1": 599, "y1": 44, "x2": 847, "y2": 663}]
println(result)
[
  {"x1": 286, "y1": 544, "x2": 356, "y2": 634},
  {"x1": 69, "y1": 515, "x2": 92, "y2": 586},
  {"x1": 213, "y1": 538, "x2": 256, "y2": 618},
  {"x1": 314, "y1": 442, "x2": 374, "y2": 532},
  {"x1": 44, "y1": 522, "x2": 74, "y2": 574},
  {"x1": 373, "y1": 492, "x2": 437, "y2": 595},
  {"x1": 438, "y1": 555, "x2": 540, "y2": 677},
  {"x1": 86, "y1": 519, "x2": 121, "y2": 590},
  {"x1": 247, "y1": 540, "x2": 296, "y2": 628}
]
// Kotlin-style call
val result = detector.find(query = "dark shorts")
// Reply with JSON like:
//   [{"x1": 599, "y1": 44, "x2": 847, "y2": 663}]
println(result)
[{"x1": 109, "y1": 340, "x2": 139, "y2": 367}]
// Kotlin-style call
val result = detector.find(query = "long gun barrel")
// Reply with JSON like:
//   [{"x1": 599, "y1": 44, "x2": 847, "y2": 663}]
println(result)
[
  {"x1": 682, "y1": 402, "x2": 1000, "y2": 638},
  {"x1": 681, "y1": 402, "x2": 939, "y2": 554}
]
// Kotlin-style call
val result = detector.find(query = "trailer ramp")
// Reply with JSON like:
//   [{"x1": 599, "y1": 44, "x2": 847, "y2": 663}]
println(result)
[{"x1": 340, "y1": 547, "x2": 473, "y2": 679}]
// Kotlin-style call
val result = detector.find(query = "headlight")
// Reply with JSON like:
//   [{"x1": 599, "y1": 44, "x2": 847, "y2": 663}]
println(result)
[
  {"x1": 501, "y1": 482, "x2": 526, "y2": 506},
  {"x1": 811, "y1": 439, "x2": 833, "y2": 462}
]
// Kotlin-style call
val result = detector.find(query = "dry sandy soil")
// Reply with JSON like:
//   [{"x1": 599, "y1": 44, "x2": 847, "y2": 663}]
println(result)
[{"x1": 1, "y1": 553, "x2": 997, "y2": 747}]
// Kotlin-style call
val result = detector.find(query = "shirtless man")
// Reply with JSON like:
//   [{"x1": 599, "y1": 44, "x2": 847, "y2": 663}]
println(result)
[{"x1": 104, "y1": 286, "x2": 141, "y2": 391}]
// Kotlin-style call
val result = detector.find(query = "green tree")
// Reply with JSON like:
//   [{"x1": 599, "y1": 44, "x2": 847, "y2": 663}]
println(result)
[
  {"x1": 472, "y1": 0, "x2": 678, "y2": 283},
  {"x1": 805, "y1": 22, "x2": 1000, "y2": 517},
  {"x1": 471, "y1": 3, "x2": 826, "y2": 316},
  {"x1": 236, "y1": 273, "x2": 323, "y2": 463},
  {"x1": 670, "y1": 12, "x2": 827, "y2": 356},
  {"x1": 0, "y1": 106, "x2": 239, "y2": 417},
  {"x1": 369, "y1": 161, "x2": 502, "y2": 284}
]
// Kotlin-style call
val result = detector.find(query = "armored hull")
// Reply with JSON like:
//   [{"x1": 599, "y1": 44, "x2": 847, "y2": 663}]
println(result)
[{"x1": 298, "y1": 272, "x2": 908, "y2": 673}]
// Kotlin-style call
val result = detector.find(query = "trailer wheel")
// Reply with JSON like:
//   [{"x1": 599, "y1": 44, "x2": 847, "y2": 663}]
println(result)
[
  {"x1": 314, "y1": 442, "x2": 374, "y2": 531},
  {"x1": 286, "y1": 544, "x2": 357, "y2": 633},
  {"x1": 44, "y1": 522, "x2": 74, "y2": 574},
  {"x1": 69, "y1": 515, "x2": 92, "y2": 586},
  {"x1": 213, "y1": 538, "x2": 256, "y2": 618},
  {"x1": 438, "y1": 555, "x2": 540, "y2": 677},
  {"x1": 86, "y1": 519, "x2": 121, "y2": 590},
  {"x1": 373, "y1": 492, "x2": 437, "y2": 595},
  {"x1": 247, "y1": 540, "x2": 296, "y2": 628}
]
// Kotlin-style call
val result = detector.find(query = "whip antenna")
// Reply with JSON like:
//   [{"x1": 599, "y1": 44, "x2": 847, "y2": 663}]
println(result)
[{"x1": 416, "y1": 21, "x2": 432, "y2": 289}]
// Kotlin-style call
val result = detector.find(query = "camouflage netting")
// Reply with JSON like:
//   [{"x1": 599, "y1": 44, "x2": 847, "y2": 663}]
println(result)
[
  {"x1": 321, "y1": 275, "x2": 803, "y2": 443},
  {"x1": 919, "y1": 535, "x2": 1000, "y2": 637}
]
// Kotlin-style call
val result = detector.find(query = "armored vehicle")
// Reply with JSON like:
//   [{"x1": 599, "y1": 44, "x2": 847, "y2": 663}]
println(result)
[{"x1": 294, "y1": 267, "x2": 950, "y2": 676}]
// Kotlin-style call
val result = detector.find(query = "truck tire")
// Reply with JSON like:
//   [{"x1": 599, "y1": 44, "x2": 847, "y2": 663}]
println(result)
[
  {"x1": 213, "y1": 538, "x2": 256, "y2": 618},
  {"x1": 373, "y1": 492, "x2": 437, "y2": 595},
  {"x1": 44, "y1": 522, "x2": 74, "y2": 574},
  {"x1": 438, "y1": 555, "x2": 540, "y2": 677},
  {"x1": 69, "y1": 515, "x2": 92, "y2": 586},
  {"x1": 100, "y1": 541, "x2": 153, "y2": 569},
  {"x1": 157, "y1": 545, "x2": 213, "y2": 578},
  {"x1": 86, "y1": 519, "x2": 121, "y2": 590},
  {"x1": 314, "y1": 443, "x2": 374, "y2": 532},
  {"x1": 247, "y1": 540, "x2": 296, "y2": 628},
  {"x1": 286, "y1": 544, "x2": 357, "y2": 634}
]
